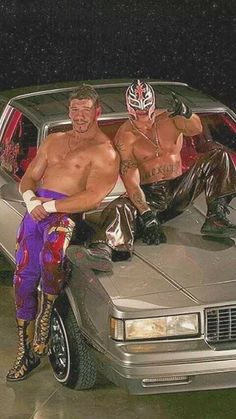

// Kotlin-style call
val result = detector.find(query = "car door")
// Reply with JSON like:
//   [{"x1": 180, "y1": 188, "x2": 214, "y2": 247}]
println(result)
[{"x1": 0, "y1": 107, "x2": 38, "y2": 261}]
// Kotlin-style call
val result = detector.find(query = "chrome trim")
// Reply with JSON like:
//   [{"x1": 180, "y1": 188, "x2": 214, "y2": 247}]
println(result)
[
  {"x1": 1, "y1": 199, "x2": 23, "y2": 216},
  {"x1": 47, "y1": 113, "x2": 128, "y2": 127},
  {"x1": 205, "y1": 305, "x2": 236, "y2": 343},
  {"x1": 0, "y1": 243, "x2": 15, "y2": 264},
  {"x1": 0, "y1": 105, "x2": 14, "y2": 141},
  {"x1": 43, "y1": 113, "x2": 129, "y2": 139},
  {"x1": 48, "y1": 121, "x2": 71, "y2": 128},
  {"x1": 42, "y1": 123, "x2": 50, "y2": 139},
  {"x1": 226, "y1": 110, "x2": 236, "y2": 122},
  {"x1": 195, "y1": 107, "x2": 229, "y2": 114},
  {"x1": 34, "y1": 107, "x2": 232, "y2": 133},
  {"x1": 50, "y1": 308, "x2": 71, "y2": 383},
  {"x1": 142, "y1": 376, "x2": 191, "y2": 387},
  {"x1": 42, "y1": 107, "x2": 233, "y2": 144},
  {"x1": 99, "y1": 113, "x2": 129, "y2": 121}
]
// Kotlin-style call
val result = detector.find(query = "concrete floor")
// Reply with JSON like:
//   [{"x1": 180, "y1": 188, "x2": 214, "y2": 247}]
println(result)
[{"x1": 1, "y1": 254, "x2": 236, "y2": 419}]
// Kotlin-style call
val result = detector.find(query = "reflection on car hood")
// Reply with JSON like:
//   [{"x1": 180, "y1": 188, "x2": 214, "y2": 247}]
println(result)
[{"x1": 99, "y1": 196, "x2": 236, "y2": 311}]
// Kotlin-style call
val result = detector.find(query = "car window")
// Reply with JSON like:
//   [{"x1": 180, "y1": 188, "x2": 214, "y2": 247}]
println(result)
[
  {"x1": 192, "y1": 113, "x2": 236, "y2": 149},
  {"x1": 0, "y1": 100, "x2": 7, "y2": 115},
  {"x1": 201, "y1": 113, "x2": 236, "y2": 151},
  {"x1": 180, "y1": 112, "x2": 236, "y2": 171},
  {"x1": 48, "y1": 123, "x2": 72, "y2": 135},
  {"x1": 47, "y1": 113, "x2": 236, "y2": 174},
  {"x1": 0, "y1": 109, "x2": 38, "y2": 179},
  {"x1": 99, "y1": 119, "x2": 125, "y2": 140}
]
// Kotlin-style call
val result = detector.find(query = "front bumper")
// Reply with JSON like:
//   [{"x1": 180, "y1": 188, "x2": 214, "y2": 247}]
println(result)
[{"x1": 90, "y1": 339, "x2": 236, "y2": 394}]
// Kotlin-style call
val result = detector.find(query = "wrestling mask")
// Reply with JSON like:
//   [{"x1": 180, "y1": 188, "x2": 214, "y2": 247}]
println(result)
[{"x1": 126, "y1": 80, "x2": 155, "y2": 120}]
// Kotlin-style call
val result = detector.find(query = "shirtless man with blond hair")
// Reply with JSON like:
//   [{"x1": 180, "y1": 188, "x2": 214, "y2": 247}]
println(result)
[
  {"x1": 6, "y1": 84, "x2": 119, "y2": 382},
  {"x1": 79, "y1": 79, "x2": 236, "y2": 263}
]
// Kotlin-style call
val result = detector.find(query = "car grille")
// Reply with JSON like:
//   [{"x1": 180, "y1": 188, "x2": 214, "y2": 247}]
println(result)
[{"x1": 205, "y1": 306, "x2": 236, "y2": 343}]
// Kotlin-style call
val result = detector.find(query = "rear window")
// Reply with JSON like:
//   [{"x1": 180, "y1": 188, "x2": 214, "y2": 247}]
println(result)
[
  {"x1": 181, "y1": 112, "x2": 236, "y2": 170},
  {"x1": 47, "y1": 119, "x2": 126, "y2": 140},
  {"x1": 0, "y1": 109, "x2": 38, "y2": 179},
  {"x1": 199, "y1": 113, "x2": 236, "y2": 151},
  {"x1": 47, "y1": 112, "x2": 236, "y2": 172}
]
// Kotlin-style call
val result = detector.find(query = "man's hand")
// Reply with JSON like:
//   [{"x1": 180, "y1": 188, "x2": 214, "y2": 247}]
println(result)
[
  {"x1": 27, "y1": 197, "x2": 52, "y2": 221},
  {"x1": 30, "y1": 197, "x2": 56, "y2": 221},
  {"x1": 140, "y1": 210, "x2": 167, "y2": 245},
  {"x1": 168, "y1": 92, "x2": 192, "y2": 119},
  {"x1": 30, "y1": 204, "x2": 49, "y2": 221}
]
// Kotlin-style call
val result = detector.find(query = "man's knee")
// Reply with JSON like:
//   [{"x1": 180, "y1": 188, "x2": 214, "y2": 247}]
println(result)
[
  {"x1": 104, "y1": 196, "x2": 134, "y2": 213},
  {"x1": 100, "y1": 196, "x2": 137, "y2": 225},
  {"x1": 197, "y1": 148, "x2": 233, "y2": 172},
  {"x1": 206, "y1": 148, "x2": 229, "y2": 161},
  {"x1": 14, "y1": 279, "x2": 38, "y2": 320}
]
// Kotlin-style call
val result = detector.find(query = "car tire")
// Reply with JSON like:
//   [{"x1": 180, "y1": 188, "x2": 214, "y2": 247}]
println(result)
[{"x1": 48, "y1": 296, "x2": 97, "y2": 390}]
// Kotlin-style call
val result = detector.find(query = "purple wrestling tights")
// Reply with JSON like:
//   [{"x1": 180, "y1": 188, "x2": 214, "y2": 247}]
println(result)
[{"x1": 14, "y1": 189, "x2": 75, "y2": 320}]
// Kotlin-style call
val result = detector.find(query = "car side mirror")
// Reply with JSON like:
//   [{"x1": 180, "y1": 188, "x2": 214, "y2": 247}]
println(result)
[{"x1": 0, "y1": 183, "x2": 24, "y2": 203}]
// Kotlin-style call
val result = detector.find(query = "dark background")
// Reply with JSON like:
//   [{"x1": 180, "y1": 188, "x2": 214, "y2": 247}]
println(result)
[{"x1": 0, "y1": 0, "x2": 235, "y2": 107}]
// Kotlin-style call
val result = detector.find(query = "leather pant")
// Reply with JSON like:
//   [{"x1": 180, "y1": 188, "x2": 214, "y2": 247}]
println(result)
[{"x1": 91, "y1": 149, "x2": 236, "y2": 256}]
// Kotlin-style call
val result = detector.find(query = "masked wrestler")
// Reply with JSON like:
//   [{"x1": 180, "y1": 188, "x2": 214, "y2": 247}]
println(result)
[
  {"x1": 67, "y1": 79, "x2": 236, "y2": 267},
  {"x1": 6, "y1": 84, "x2": 119, "y2": 382}
]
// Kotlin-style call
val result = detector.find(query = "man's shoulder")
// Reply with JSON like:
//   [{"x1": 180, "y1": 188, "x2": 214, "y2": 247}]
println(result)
[
  {"x1": 118, "y1": 119, "x2": 132, "y2": 133},
  {"x1": 91, "y1": 129, "x2": 116, "y2": 154},
  {"x1": 95, "y1": 129, "x2": 112, "y2": 147},
  {"x1": 92, "y1": 141, "x2": 119, "y2": 171},
  {"x1": 44, "y1": 131, "x2": 68, "y2": 143},
  {"x1": 155, "y1": 110, "x2": 175, "y2": 127},
  {"x1": 97, "y1": 138, "x2": 117, "y2": 159},
  {"x1": 115, "y1": 120, "x2": 136, "y2": 143}
]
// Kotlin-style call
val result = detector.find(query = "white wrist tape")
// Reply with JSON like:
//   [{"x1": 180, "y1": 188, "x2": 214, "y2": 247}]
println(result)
[
  {"x1": 43, "y1": 200, "x2": 57, "y2": 213},
  {"x1": 22, "y1": 190, "x2": 36, "y2": 202},
  {"x1": 26, "y1": 199, "x2": 42, "y2": 213},
  {"x1": 22, "y1": 190, "x2": 41, "y2": 214}
]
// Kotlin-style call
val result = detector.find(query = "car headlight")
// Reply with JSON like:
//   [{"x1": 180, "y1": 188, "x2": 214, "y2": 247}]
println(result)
[{"x1": 110, "y1": 314, "x2": 199, "y2": 341}]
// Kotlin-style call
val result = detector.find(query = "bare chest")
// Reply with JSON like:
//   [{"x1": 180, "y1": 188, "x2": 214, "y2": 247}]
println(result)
[
  {"x1": 134, "y1": 125, "x2": 183, "y2": 163},
  {"x1": 47, "y1": 140, "x2": 91, "y2": 170},
  {"x1": 131, "y1": 121, "x2": 183, "y2": 183}
]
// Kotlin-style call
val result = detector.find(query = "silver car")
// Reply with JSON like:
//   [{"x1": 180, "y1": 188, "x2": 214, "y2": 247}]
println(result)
[{"x1": 1, "y1": 80, "x2": 236, "y2": 394}]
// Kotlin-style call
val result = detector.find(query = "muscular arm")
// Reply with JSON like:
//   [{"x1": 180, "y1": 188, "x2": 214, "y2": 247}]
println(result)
[
  {"x1": 20, "y1": 135, "x2": 59, "y2": 221},
  {"x1": 19, "y1": 138, "x2": 49, "y2": 193},
  {"x1": 116, "y1": 131, "x2": 150, "y2": 215},
  {"x1": 173, "y1": 113, "x2": 203, "y2": 136},
  {"x1": 55, "y1": 147, "x2": 119, "y2": 213}
]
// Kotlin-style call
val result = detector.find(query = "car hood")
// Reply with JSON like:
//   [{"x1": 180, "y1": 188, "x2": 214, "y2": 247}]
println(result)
[{"x1": 98, "y1": 196, "x2": 236, "y2": 312}]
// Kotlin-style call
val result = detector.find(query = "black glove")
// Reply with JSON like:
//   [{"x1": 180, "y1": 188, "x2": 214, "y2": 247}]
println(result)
[
  {"x1": 140, "y1": 210, "x2": 167, "y2": 245},
  {"x1": 169, "y1": 92, "x2": 192, "y2": 119}
]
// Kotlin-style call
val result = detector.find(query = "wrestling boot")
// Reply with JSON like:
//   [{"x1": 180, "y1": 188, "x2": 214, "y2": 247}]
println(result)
[
  {"x1": 6, "y1": 319, "x2": 40, "y2": 382},
  {"x1": 201, "y1": 196, "x2": 236, "y2": 238},
  {"x1": 33, "y1": 293, "x2": 57, "y2": 357},
  {"x1": 66, "y1": 243, "x2": 113, "y2": 272}
]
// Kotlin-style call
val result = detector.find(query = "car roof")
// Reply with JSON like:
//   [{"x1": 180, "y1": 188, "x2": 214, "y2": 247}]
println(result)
[{"x1": 0, "y1": 79, "x2": 227, "y2": 125}]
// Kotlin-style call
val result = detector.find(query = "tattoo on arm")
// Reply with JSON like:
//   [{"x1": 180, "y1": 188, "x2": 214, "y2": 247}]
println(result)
[
  {"x1": 115, "y1": 141, "x2": 125, "y2": 153},
  {"x1": 132, "y1": 190, "x2": 149, "y2": 213},
  {"x1": 120, "y1": 159, "x2": 138, "y2": 175}
]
